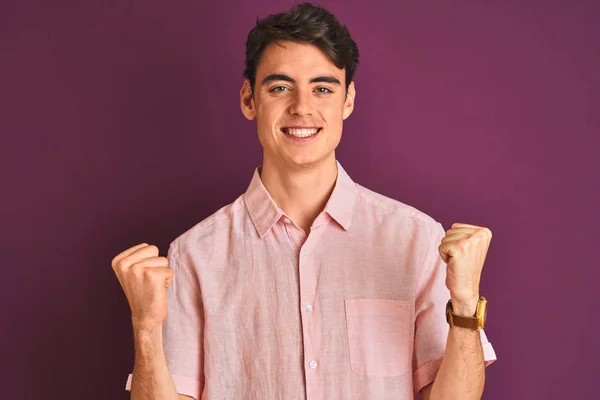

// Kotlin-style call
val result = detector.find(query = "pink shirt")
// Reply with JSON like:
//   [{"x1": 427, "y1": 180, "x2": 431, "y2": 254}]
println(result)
[{"x1": 125, "y1": 161, "x2": 496, "y2": 399}]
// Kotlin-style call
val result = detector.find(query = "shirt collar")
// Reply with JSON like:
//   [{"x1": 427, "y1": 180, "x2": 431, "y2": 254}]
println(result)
[
  {"x1": 243, "y1": 166, "x2": 284, "y2": 239},
  {"x1": 322, "y1": 161, "x2": 356, "y2": 231},
  {"x1": 243, "y1": 160, "x2": 357, "y2": 238}
]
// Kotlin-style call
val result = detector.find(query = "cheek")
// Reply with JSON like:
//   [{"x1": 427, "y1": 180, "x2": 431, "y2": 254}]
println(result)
[
  {"x1": 322, "y1": 107, "x2": 344, "y2": 129},
  {"x1": 255, "y1": 104, "x2": 282, "y2": 141},
  {"x1": 321, "y1": 97, "x2": 345, "y2": 119},
  {"x1": 256, "y1": 99, "x2": 282, "y2": 124}
]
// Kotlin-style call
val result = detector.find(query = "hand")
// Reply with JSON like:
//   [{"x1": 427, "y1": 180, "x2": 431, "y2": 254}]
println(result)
[
  {"x1": 438, "y1": 223, "x2": 492, "y2": 316},
  {"x1": 111, "y1": 243, "x2": 174, "y2": 333}
]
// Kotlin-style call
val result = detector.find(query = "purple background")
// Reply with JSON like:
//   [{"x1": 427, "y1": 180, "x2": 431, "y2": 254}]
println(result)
[{"x1": 1, "y1": 1, "x2": 598, "y2": 399}]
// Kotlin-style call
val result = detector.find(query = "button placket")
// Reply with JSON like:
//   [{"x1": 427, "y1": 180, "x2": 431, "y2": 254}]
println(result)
[{"x1": 299, "y1": 235, "x2": 322, "y2": 383}]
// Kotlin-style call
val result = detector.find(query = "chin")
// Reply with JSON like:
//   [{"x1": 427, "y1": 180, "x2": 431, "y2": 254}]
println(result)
[{"x1": 285, "y1": 152, "x2": 332, "y2": 169}]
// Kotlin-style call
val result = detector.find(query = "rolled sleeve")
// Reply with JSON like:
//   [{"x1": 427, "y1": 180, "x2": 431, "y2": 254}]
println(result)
[
  {"x1": 124, "y1": 239, "x2": 205, "y2": 399},
  {"x1": 412, "y1": 221, "x2": 497, "y2": 393}
]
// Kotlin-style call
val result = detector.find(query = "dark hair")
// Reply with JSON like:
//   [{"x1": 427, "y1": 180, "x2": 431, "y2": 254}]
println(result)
[{"x1": 243, "y1": 2, "x2": 359, "y2": 93}]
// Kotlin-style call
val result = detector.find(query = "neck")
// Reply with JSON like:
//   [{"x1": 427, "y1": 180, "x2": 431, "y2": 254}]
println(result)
[{"x1": 260, "y1": 156, "x2": 338, "y2": 233}]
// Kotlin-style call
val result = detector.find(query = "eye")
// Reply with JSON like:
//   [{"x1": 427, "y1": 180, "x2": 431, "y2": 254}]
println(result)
[
  {"x1": 269, "y1": 86, "x2": 289, "y2": 92},
  {"x1": 315, "y1": 87, "x2": 333, "y2": 94}
]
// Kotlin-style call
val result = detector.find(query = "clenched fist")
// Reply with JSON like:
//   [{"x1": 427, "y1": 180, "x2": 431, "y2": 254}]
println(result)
[
  {"x1": 438, "y1": 223, "x2": 492, "y2": 316},
  {"x1": 111, "y1": 243, "x2": 174, "y2": 332}
]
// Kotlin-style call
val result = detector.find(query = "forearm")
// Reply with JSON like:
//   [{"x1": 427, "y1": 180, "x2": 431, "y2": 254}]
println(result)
[
  {"x1": 429, "y1": 305, "x2": 485, "y2": 400},
  {"x1": 130, "y1": 326, "x2": 179, "y2": 400}
]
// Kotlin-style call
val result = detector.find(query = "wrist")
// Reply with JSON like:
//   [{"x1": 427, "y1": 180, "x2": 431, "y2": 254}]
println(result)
[
  {"x1": 132, "y1": 316, "x2": 163, "y2": 336},
  {"x1": 133, "y1": 323, "x2": 163, "y2": 350},
  {"x1": 449, "y1": 294, "x2": 480, "y2": 317},
  {"x1": 132, "y1": 326, "x2": 166, "y2": 369}
]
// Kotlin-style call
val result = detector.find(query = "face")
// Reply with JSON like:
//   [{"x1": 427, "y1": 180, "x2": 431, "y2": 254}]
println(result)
[{"x1": 240, "y1": 41, "x2": 355, "y2": 170}]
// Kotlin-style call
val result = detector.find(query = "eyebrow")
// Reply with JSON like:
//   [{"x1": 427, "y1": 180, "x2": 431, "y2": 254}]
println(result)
[{"x1": 261, "y1": 74, "x2": 341, "y2": 86}]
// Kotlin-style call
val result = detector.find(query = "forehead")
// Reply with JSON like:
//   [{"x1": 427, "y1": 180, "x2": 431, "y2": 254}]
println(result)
[{"x1": 256, "y1": 41, "x2": 344, "y2": 82}]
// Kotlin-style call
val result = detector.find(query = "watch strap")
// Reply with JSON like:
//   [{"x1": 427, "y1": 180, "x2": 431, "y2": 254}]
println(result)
[{"x1": 445, "y1": 297, "x2": 487, "y2": 331}]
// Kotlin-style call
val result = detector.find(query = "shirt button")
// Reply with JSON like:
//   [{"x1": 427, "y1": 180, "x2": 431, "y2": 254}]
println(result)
[
  {"x1": 305, "y1": 304, "x2": 313, "y2": 313},
  {"x1": 309, "y1": 360, "x2": 318, "y2": 369},
  {"x1": 303, "y1": 249, "x2": 310, "y2": 257},
  {"x1": 284, "y1": 218, "x2": 291, "y2": 224}
]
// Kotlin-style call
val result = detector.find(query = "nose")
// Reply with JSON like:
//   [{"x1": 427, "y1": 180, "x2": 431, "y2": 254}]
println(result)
[{"x1": 288, "y1": 89, "x2": 313, "y2": 116}]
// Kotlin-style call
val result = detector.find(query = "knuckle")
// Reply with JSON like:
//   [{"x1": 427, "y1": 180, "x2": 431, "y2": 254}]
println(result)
[
  {"x1": 141, "y1": 267, "x2": 154, "y2": 278},
  {"x1": 118, "y1": 257, "x2": 132, "y2": 270},
  {"x1": 112, "y1": 255, "x2": 124, "y2": 270},
  {"x1": 130, "y1": 264, "x2": 144, "y2": 277}
]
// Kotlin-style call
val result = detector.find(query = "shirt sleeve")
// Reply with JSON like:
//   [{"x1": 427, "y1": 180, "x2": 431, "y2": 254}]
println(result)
[
  {"x1": 125, "y1": 239, "x2": 205, "y2": 399},
  {"x1": 412, "y1": 221, "x2": 497, "y2": 394}
]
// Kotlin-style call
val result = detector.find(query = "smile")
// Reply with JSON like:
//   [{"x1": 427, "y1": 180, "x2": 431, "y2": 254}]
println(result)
[{"x1": 281, "y1": 127, "x2": 322, "y2": 138}]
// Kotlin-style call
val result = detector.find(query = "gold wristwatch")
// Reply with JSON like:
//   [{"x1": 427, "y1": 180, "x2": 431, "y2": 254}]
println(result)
[{"x1": 445, "y1": 296, "x2": 487, "y2": 331}]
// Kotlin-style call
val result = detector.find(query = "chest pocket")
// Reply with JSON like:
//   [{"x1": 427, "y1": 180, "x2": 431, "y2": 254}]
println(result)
[{"x1": 344, "y1": 298, "x2": 413, "y2": 377}]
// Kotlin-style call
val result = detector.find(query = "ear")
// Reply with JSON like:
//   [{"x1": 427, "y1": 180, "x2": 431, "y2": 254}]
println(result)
[
  {"x1": 343, "y1": 81, "x2": 356, "y2": 120},
  {"x1": 240, "y1": 79, "x2": 256, "y2": 120}
]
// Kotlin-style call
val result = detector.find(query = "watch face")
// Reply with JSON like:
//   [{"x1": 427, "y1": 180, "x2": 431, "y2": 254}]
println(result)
[{"x1": 476, "y1": 297, "x2": 487, "y2": 330}]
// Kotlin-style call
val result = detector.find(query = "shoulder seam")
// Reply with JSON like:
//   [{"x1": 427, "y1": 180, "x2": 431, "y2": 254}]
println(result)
[
  {"x1": 176, "y1": 197, "x2": 247, "y2": 243},
  {"x1": 355, "y1": 184, "x2": 422, "y2": 219}
]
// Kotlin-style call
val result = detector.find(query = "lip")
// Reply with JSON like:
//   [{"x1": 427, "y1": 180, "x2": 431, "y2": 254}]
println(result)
[
  {"x1": 280, "y1": 126, "x2": 322, "y2": 141},
  {"x1": 280, "y1": 126, "x2": 322, "y2": 133},
  {"x1": 281, "y1": 126, "x2": 321, "y2": 129}
]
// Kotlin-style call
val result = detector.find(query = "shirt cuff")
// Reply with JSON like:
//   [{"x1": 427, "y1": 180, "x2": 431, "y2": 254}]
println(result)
[
  {"x1": 125, "y1": 373, "x2": 201, "y2": 399},
  {"x1": 482, "y1": 339, "x2": 497, "y2": 366},
  {"x1": 413, "y1": 356, "x2": 444, "y2": 394},
  {"x1": 412, "y1": 337, "x2": 498, "y2": 393}
]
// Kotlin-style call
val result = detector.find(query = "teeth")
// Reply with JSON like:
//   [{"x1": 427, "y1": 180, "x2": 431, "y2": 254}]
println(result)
[{"x1": 284, "y1": 128, "x2": 319, "y2": 138}]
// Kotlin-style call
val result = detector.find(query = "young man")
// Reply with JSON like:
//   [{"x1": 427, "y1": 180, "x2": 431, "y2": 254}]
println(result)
[{"x1": 112, "y1": 3, "x2": 496, "y2": 399}]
